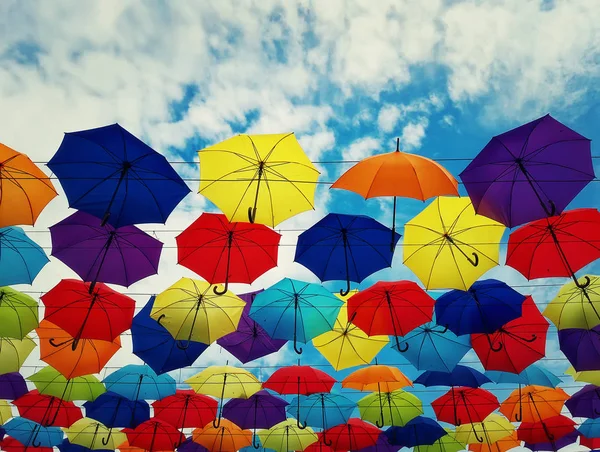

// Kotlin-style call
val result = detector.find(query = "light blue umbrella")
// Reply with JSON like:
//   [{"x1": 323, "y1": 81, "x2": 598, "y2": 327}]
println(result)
[
  {"x1": 0, "y1": 227, "x2": 48, "y2": 286},
  {"x1": 392, "y1": 322, "x2": 471, "y2": 372},
  {"x1": 485, "y1": 364, "x2": 561, "y2": 388},
  {"x1": 249, "y1": 278, "x2": 343, "y2": 354},
  {"x1": 103, "y1": 364, "x2": 176, "y2": 401},
  {"x1": 3, "y1": 417, "x2": 64, "y2": 447},
  {"x1": 579, "y1": 417, "x2": 600, "y2": 438}
]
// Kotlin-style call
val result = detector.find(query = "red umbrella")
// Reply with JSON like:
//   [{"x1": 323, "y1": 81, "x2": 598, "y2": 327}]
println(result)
[
  {"x1": 124, "y1": 418, "x2": 185, "y2": 451},
  {"x1": 41, "y1": 279, "x2": 135, "y2": 348},
  {"x1": 581, "y1": 436, "x2": 600, "y2": 449},
  {"x1": 13, "y1": 390, "x2": 82, "y2": 427},
  {"x1": 517, "y1": 415, "x2": 576, "y2": 445},
  {"x1": 152, "y1": 390, "x2": 217, "y2": 429},
  {"x1": 471, "y1": 296, "x2": 548, "y2": 373},
  {"x1": 322, "y1": 419, "x2": 380, "y2": 451},
  {"x1": 304, "y1": 435, "x2": 335, "y2": 452},
  {"x1": 507, "y1": 208, "x2": 600, "y2": 288},
  {"x1": 176, "y1": 213, "x2": 281, "y2": 294},
  {"x1": 0, "y1": 438, "x2": 53, "y2": 452},
  {"x1": 432, "y1": 387, "x2": 499, "y2": 429}
]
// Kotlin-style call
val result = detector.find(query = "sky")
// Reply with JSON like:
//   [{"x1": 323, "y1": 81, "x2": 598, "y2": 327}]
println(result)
[{"x1": 2, "y1": 0, "x2": 600, "y2": 450}]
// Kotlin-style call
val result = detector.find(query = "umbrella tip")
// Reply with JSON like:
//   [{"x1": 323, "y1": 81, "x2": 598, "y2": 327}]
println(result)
[{"x1": 395, "y1": 138, "x2": 400, "y2": 152}]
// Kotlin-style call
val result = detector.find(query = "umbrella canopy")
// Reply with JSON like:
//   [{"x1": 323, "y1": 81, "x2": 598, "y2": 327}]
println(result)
[
  {"x1": 518, "y1": 415, "x2": 576, "y2": 445},
  {"x1": 198, "y1": 133, "x2": 319, "y2": 227},
  {"x1": 385, "y1": 416, "x2": 446, "y2": 448},
  {"x1": 0, "y1": 373, "x2": 28, "y2": 400},
  {"x1": 468, "y1": 431, "x2": 520, "y2": 452},
  {"x1": 50, "y1": 211, "x2": 163, "y2": 288},
  {"x1": 354, "y1": 433, "x2": 399, "y2": 452},
  {"x1": 0, "y1": 227, "x2": 48, "y2": 287},
  {"x1": 57, "y1": 439, "x2": 111, "y2": 452},
  {"x1": 124, "y1": 418, "x2": 185, "y2": 451},
  {"x1": 264, "y1": 366, "x2": 335, "y2": 395},
  {"x1": 393, "y1": 322, "x2": 471, "y2": 372},
  {"x1": 403, "y1": 197, "x2": 505, "y2": 290},
  {"x1": 525, "y1": 430, "x2": 579, "y2": 451},
  {"x1": 559, "y1": 326, "x2": 600, "y2": 371},
  {"x1": 414, "y1": 366, "x2": 490, "y2": 389},
  {"x1": 103, "y1": 365, "x2": 176, "y2": 401},
  {"x1": 178, "y1": 437, "x2": 210, "y2": 452},
  {"x1": 258, "y1": 419, "x2": 319, "y2": 452},
  {"x1": 342, "y1": 365, "x2": 412, "y2": 393},
  {"x1": 28, "y1": 368, "x2": 105, "y2": 402},
  {"x1": 499, "y1": 385, "x2": 569, "y2": 423},
  {"x1": 322, "y1": 418, "x2": 380, "y2": 451},
  {"x1": 0, "y1": 336, "x2": 35, "y2": 375},
  {"x1": 295, "y1": 213, "x2": 400, "y2": 295},
  {"x1": 0, "y1": 399, "x2": 12, "y2": 424},
  {"x1": 1, "y1": 437, "x2": 54, "y2": 452},
  {"x1": 192, "y1": 419, "x2": 252, "y2": 452},
  {"x1": 358, "y1": 390, "x2": 423, "y2": 427},
  {"x1": 565, "y1": 385, "x2": 600, "y2": 418},
  {"x1": 485, "y1": 364, "x2": 561, "y2": 388},
  {"x1": 579, "y1": 417, "x2": 600, "y2": 439},
  {"x1": 249, "y1": 278, "x2": 343, "y2": 354},
  {"x1": 153, "y1": 390, "x2": 217, "y2": 430},
  {"x1": 177, "y1": 213, "x2": 280, "y2": 293},
  {"x1": 287, "y1": 393, "x2": 355, "y2": 431},
  {"x1": 544, "y1": 275, "x2": 600, "y2": 329},
  {"x1": 3, "y1": 418, "x2": 64, "y2": 448},
  {"x1": 48, "y1": 123, "x2": 189, "y2": 227},
  {"x1": 84, "y1": 391, "x2": 150, "y2": 429},
  {"x1": 223, "y1": 390, "x2": 287, "y2": 430},
  {"x1": 567, "y1": 367, "x2": 600, "y2": 385},
  {"x1": 0, "y1": 286, "x2": 39, "y2": 339},
  {"x1": 454, "y1": 413, "x2": 514, "y2": 446},
  {"x1": 414, "y1": 430, "x2": 464, "y2": 452},
  {"x1": 150, "y1": 277, "x2": 245, "y2": 344},
  {"x1": 432, "y1": 387, "x2": 499, "y2": 426},
  {"x1": 14, "y1": 390, "x2": 82, "y2": 427}
]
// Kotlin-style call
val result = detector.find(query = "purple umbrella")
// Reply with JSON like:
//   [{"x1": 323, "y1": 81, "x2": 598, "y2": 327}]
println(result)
[
  {"x1": 558, "y1": 327, "x2": 600, "y2": 371},
  {"x1": 355, "y1": 434, "x2": 399, "y2": 452},
  {"x1": 460, "y1": 115, "x2": 594, "y2": 228},
  {"x1": 217, "y1": 291, "x2": 286, "y2": 363},
  {"x1": 0, "y1": 373, "x2": 28, "y2": 400},
  {"x1": 524, "y1": 430, "x2": 579, "y2": 451},
  {"x1": 50, "y1": 210, "x2": 163, "y2": 291},
  {"x1": 565, "y1": 385, "x2": 600, "y2": 418},
  {"x1": 178, "y1": 437, "x2": 209, "y2": 452},
  {"x1": 222, "y1": 390, "x2": 288, "y2": 449}
]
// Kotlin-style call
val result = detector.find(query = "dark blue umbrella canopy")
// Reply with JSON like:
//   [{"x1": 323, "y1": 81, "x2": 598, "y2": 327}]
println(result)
[
  {"x1": 84, "y1": 391, "x2": 150, "y2": 428},
  {"x1": 384, "y1": 416, "x2": 446, "y2": 447},
  {"x1": 57, "y1": 439, "x2": 111, "y2": 452},
  {"x1": 414, "y1": 366, "x2": 491, "y2": 388}
]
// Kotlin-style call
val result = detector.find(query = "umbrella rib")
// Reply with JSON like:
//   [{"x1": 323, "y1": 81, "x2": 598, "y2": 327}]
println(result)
[
  {"x1": 262, "y1": 133, "x2": 295, "y2": 162},
  {"x1": 1, "y1": 170, "x2": 36, "y2": 222},
  {"x1": 263, "y1": 165, "x2": 316, "y2": 208},
  {"x1": 261, "y1": 170, "x2": 277, "y2": 228}
]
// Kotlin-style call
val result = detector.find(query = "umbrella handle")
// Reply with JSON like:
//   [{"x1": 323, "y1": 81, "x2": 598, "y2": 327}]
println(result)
[
  {"x1": 515, "y1": 411, "x2": 522, "y2": 422},
  {"x1": 323, "y1": 435, "x2": 333, "y2": 446},
  {"x1": 102, "y1": 429, "x2": 112, "y2": 446},
  {"x1": 31, "y1": 428, "x2": 41, "y2": 448},
  {"x1": 48, "y1": 337, "x2": 73, "y2": 348},
  {"x1": 375, "y1": 417, "x2": 385, "y2": 428},
  {"x1": 248, "y1": 206, "x2": 257, "y2": 223},
  {"x1": 212, "y1": 416, "x2": 222, "y2": 428},
  {"x1": 472, "y1": 425, "x2": 484, "y2": 443},
  {"x1": 396, "y1": 339, "x2": 409, "y2": 353},
  {"x1": 576, "y1": 275, "x2": 592, "y2": 289},
  {"x1": 296, "y1": 418, "x2": 307, "y2": 430},
  {"x1": 176, "y1": 340, "x2": 190, "y2": 350},
  {"x1": 340, "y1": 279, "x2": 351, "y2": 297},
  {"x1": 548, "y1": 199, "x2": 556, "y2": 217},
  {"x1": 490, "y1": 340, "x2": 503, "y2": 352},
  {"x1": 253, "y1": 435, "x2": 261, "y2": 449},
  {"x1": 466, "y1": 252, "x2": 479, "y2": 267},
  {"x1": 594, "y1": 408, "x2": 600, "y2": 416},
  {"x1": 156, "y1": 314, "x2": 166, "y2": 326},
  {"x1": 213, "y1": 282, "x2": 228, "y2": 295}
]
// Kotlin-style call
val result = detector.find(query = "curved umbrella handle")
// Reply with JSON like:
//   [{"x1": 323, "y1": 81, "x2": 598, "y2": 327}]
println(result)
[
  {"x1": 293, "y1": 338, "x2": 303, "y2": 355},
  {"x1": 102, "y1": 429, "x2": 113, "y2": 446},
  {"x1": 548, "y1": 199, "x2": 556, "y2": 217},
  {"x1": 490, "y1": 340, "x2": 503, "y2": 352},
  {"x1": 340, "y1": 279, "x2": 351, "y2": 297},
  {"x1": 156, "y1": 314, "x2": 166, "y2": 326},
  {"x1": 594, "y1": 407, "x2": 600, "y2": 416},
  {"x1": 396, "y1": 340, "x2": 409, "y2": 353},
  {"x1": 248, "y1": 207, "x2": 257, "y2": 224},
  {"x1": 472, "y1": 426, "x2": 484, "y2": 443},
  {"x1": 522, "y1": 334, "x2": 537, "y2": 343},
  {"x1": 212, "y1": 416, "x2": 222, "y2": 429},
  {"x1": 176, "y1": 340, "x2": 190, "y2": 350},
  {"x1": 32, "y1": 439, "x2": 42, "y2": 448},
  {"x1": 253, "y1": 435, "x2": 261, "y2": 449},
  {"x1": 213, "y1": 282, "x2": 229, "y2": 296},
  {"x1": 375, "y1": 416, "x2": 385, "y2": 428},
  {"x1": 296, "y1": 418, "x2": 307, "y2": 430},
  {"x1": 466, "y1": 252, "x2": 479, "y2": 267},
  {"x1": 49, "y1": 337, "x2": 72, "y2": 348},
  {"x1": 323, "y1": 435, "x2": 333, "y2": 446},
  {"x1": 576, "y1": 275, "x2": 592, "y2": 289},
  {"x1": 439, "y1": 324, "x2": 449, "y2": 334},
  {"x1": 515, "y1": 411, "x2": 522, "y2": 422}
]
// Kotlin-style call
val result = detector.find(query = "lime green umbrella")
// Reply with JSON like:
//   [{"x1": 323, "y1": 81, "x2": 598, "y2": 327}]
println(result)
[
  {"x1": 0, "y1": 335, "x2": 35, "y2": 374},
  {"x1": 65, "y1": 418, "x2": 126, "y2": 450},
  {"x1": 0, "y1": 399, "x2": 12, "y2": 424},
  {"x1": 415, "y1": 429, "x2": 465, "y2": 452},
  {"x1": 0, "y1": 286, "x2": 39, "y2": 339},
  {"x1": 358, "y1": 389, "x2": 423, "y2": 427},
  {"x1": 28, "y1": 367, "x2": 105, "y2": 401}
]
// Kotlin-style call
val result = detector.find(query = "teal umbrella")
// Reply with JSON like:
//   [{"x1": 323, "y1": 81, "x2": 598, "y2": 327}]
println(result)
[
  {"x1": 0, "y1": 227, "x2": 48, "y2": 286},
  {"x1": 485, "y1": 364, "x2": 561, "y2": 388}
]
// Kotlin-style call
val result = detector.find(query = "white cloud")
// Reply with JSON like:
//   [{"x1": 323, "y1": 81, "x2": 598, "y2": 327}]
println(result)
[
  {"x1": 377, "y1": 105, "x2": 402, "y2": 133},
  {"x1": 344, "y1": 136, "x2": 381, "y2": 161},
  {"x1": 399, "y1": 117, "x2": 429, "y2": 151}
]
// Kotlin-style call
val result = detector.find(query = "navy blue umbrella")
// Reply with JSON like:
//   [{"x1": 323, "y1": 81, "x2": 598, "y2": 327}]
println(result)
[
  {"x1": 84, "y1": 391, "x2": 150, "y2": 428},
  {"x1": 131, "y1": 297, "x2": 208, "y2": 374},
  {"x1": 48, "y1": 124, "x2": 190, "y2": 227},
  {"x1": 57, "y1": 439, "x2": 111, "y2": 452},
  {"x1": 385, "y1": 416, "x2": 446, "y2": 447},
  {"x1": 295, "y1": 213, "x2": 400, "y2": 295},
  {"x1": 414, "y1": 366, "x2": 491, "y2": 388}
]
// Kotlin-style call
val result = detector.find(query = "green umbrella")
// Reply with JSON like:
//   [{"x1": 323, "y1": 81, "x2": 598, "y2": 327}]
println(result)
[
  {"x1": 0, "y1": 335, "x2": 35, "y2": 374},
  {"x1": 0, "y1": 286, "x2": 39, "y2": 339},
  {"x1": 358, "y1": 389, "x2": 423, "y2": 427},
  {"x1": 28, "y1": 367, "x2": 105, "y2": 401},
  {"x1": 415, "y1": 429, "x2": 465, "y2": 452}
]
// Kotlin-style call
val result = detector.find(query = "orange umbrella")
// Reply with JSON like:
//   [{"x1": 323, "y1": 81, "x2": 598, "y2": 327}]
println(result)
[
  {"x1": 192, "y1": 419, "x2": 252, "y2": 452},
  {"x1": 37, "y1": 320, "x2": 120, "y2": 378},
  {"x1": 499, "y1": 385, "x2": 569, "y2": 423},
  {"x1": 469, "y1": 431, "x2": 520, "y2": 452},
  {"x1": 331, "y1": 139, "x2": 458, "y2": 247},
  {"x1": 341, "y1": 364, "x2": 412, "y2": 392},
  {"x1": 0, "y1": 143, "x2": 57, "y2": 227},
  {"x1": 115, "y1": 439, "x2": 148, "y2": 452}
]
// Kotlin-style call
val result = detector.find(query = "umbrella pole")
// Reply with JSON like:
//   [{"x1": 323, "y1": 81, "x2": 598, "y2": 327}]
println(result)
[
  {"x1": 375, "y1": 382, "x2": 385, "y2": 428},
  {"x1": 461, "y1": 392, "x2": 484, "y2": 442},
  {"x1": 49, "y1": 292, "x2": 99, "y2": 350},
  {"x1": 213, "y1": 373, "x2": 227, "y2": 428},
  {"x1": 385, "y1": 291, "x2": 404, "y2": 351},
  {"x1": 101, "y1": 166, "x2": 129, "y2": 227},
  {"x1": 391, "y1": 196, "x2": 397, "y2": 252},
  {"x1": 529, "y1": 394, "x2": 554, "y2": 441},
  {"x1": 547, "y1": 226, "x2": 593, "y2": 291},
  {"x1": 88, "y1": 231, "x2": 116, "y2": 295},
  {"x1": 340, "y1": 231, "x2": 351, "y2": 297},
  {"x1": 387, "y1": 392, "x2": 395, "y2": 426},
  {"x1": 253, "y1": 397, "x2": 261, "y2": 449},
  {"x1": 148, "y1": 422, "x2": 158, "y2": 452},
  {"x1": 444, "y1": 234, "x2": 479, "y2": 267},
  {"x1": 321, "y1": 394, "x2": 333, "y2": 446},
  {"x1": 515, "y1": 383, "x2": 523, "y2": 422},
  {"x1": 293, "y1": 295, "x2": 303, "y2": 354},
  {"x1": 514, "y1": 160, "x2": 556, "y2": 217},
  {"x1": 452, "y1": 386, "x2": 460, "y2": 425},
  {"x1": 214, "y1": 232, "x2": 233, "y2": 296},
  {"x1": 248, "y1": 164, "x2": 264, "y2": 223},
  {"x1": 102, "y1": 396, "x2": 122, "y2": 445},
  {"x1": 296, "y1": 377, "x2": 307, "y2": 429},
  {"x1": 128, "y1": 375, "x2": 144, "y2": 428},
  {"x1": 177, "y1": 297, "x2": 203, "y2": 350}
]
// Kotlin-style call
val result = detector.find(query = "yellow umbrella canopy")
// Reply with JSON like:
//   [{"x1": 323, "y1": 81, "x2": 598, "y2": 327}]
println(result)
[
  {"x1": 566, "y1": 366, "x2": 600, "y2": 385},
  {"x1": 543, "y1": 275, "x2": 600, "y2": 329},
  {"x1": 65, "y1": 417, "x2": 126, "y2": 450},
  {"x1": 0, "y1": 399, "x2": 12, "y2": 424},
  {"x1": 0, "y1": 335, "x2": 35, "y2": 374},
  {"x1": 403, "y1": 196, "x2": 505, "y2": 290},
  {"x1": 258, "y1": 419, "x2": 318, "y2": 452},
  {"x1": 455, "y1": 413, "x2": 514, "y2": 446},
  {"x1": 358, "y1": 389, "x2": 423, "y2": 427},
  {"x1": 198, "y1": 133, "x2": 320, "y2": 227},
  {"x1": 150, "y1": 277, "x2": 246, "y2": 343},
  {"x1": 0, "y1": 286, "x2": 39, "y2": 339},
  {"x1": 185, "y1": 365, "x2": 262, "y2": 399}
]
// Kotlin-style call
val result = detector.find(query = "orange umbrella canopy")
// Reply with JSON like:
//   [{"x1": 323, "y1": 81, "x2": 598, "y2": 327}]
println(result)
[
  {"x1": 469, "y1": 431, "x2": 520, "y2": 452},
  {"x1": 341, "y1": 364, "x2": 412, "y2": 392},
  {"x1": 499, "y1": 385, "x2": 569, "y2": 423},
  {"x1": 192, "y1": 419, "x2": 252, "y2": 452},
  {"x1": 0, "y1": 143, "x2": 57, "y2": 227}
]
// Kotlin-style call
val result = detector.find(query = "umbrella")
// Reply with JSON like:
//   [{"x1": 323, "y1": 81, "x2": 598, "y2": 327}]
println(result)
[
  {"x1": 435, "y1": 279, "x2": 525, "y2": 335},
  {"x1": 525, "y1": 430, "x2": 579, "y2": 451},
  {"x1": 385, "y1": 416, "x2": 446, "y2": 448},
  {"x1": 414, "y1": 366, "x2": 491, "y2": 389},
  {"x1": 258, "y1": 419, "x2": 318, "y2": 452},
  {"x1": 1, "y1": 437, "x2": 54, "y2": 452},
  {"x1": 559, "y1": 326, "x2": 600, "y2": 371},
  {"x1": 460, "y1": 114, "x2": 594, "y2": 228},
  {"x1": 0, "y1": 227, "x2": 48, "y2": 286},
  {"x1": 249, "y1": 278, "x2": 343, "y2": 354},
  {"x1": 499, "y1": 385, "x2": 569, "y2": 423},
  {"x1": 358, "y1": 390, "x2": 423, "y2": 427},
  {"x1": 57, "y1": 439, "x2": 112, "y2": 452},
  {"x1": 178, "y1": 437, "x2": 210, "y2": 452},
  {"x1": 192, "y1": 419, "x2": 252, "y2": 452},
  {"x1": 3, "y1": 418, "x2": 64, "y2": 448},
  {"x1": 454, "y1": 413, "x2": 514, "y2": 446},
  {"x1": 485, "y1": 365, "x2": 561, "y2": 389},
  {"x1": 0, "y1": 336, "x2": 35, "y2": 375},
  {"x1": 322, "y1": 418, "x2": 380, "y2": 451},
  {"x1": 28, "y1": 367, "x2": 105, "y2": 402},
  {"x1": 37, "y1": 320, "x2": 120, "y2": 378},
  {"x1": 347, "y1": 281, "x2": 435, "y2": 349},
  {"x1": 0, "y1": 373, "x2": 28, "y2": 400},
  {"x1": 153, "y1": 390, "x2": 217, "y2": 430},
  {"x1": 393, "y1": 322, "x2": 471, "y2": 372},
  {"x1": 579, "y1": 417, "x2": 600, "y2": 440},
  {"x1": 103, "y1": 364, "x2": 176, "y2": 401},
  {"x1": 303, "y1": 438, "x2": 335, "y2": 452},
  {"x1": 217, "y1": 291, "x2": 286, "y2": 364},
  {"x1": 518, "y1": 415, "x2": 576, "y2": 446},
  {"x1": 342, "y1": 365, "x2": 412, "y2": 393},
  {"x1": 414, "y1": 430, "x2": 464, "y2": 452},
  {"x1": 331, "y1": 138, "x2": 459, "y2": 248},
  {"x1": 65, "y1": 418, "x2": 125, "y2": 450},
  {"x1": 295, "y1": 213, "x2": 400, "y2": 294},
  {"x1": 176, "y1": 212, "x2": 280, "y2": 293},
  {"x1": 198, "y1": 133, "x2": 319, "y2": 227},
  {"x1": 468, "y1": 431, "x2": 520, "y2": 452},
  {"x1": 471, "y1": 296, "x2": 548, "y2": 373},
  {"x1": 124, "y1": 418, "x2": 185, "y2": 451},
  {"x1": 84, "y1": 391, "x2": 149, "y2": 429},
  {"x1": 41, "y1": 279, "x2": 135, "y2": 348},
  {"x1": 565, "y1": 384, "x2": 600, "y2": 418},
  {"x1": 14, "y1": 390, "x2": 82, "y2": 427},
  {"x1": 49, "y1": 210, "x2": 163, "y2": 290},
  {"x1": 403, "y1": 197, "x2": 505, "y2": 290},
  {"x1": 185, "y1": 365, "x2": 262, "y2": 428},
  {"x1": 0, "y1": 286, "x2": 39, "y2": 339},
  {"x1": 568, "y1": 367, "x2": 600, "y2": 385},
  {"x1": 354, "y1": 433, "x2": 399, "y2": 452},
  {"x1": 0, "y1": 400, "x2": 11, "y2": 424},
  {"x1": 150, "y1": 277, "x2": 245, "y2": 345},
  {"x1": 48, "y1": 123, "x2": 190, "y2": 227},
  {"x1": 432, "y1": 387, "x2": 499, "y2": 430},
  {"x1": 544, "y1": 275, "x2": 600, "y2": 329},
  {"x1": 131, "y1": 296, "x2": 208, "y2": 375}
]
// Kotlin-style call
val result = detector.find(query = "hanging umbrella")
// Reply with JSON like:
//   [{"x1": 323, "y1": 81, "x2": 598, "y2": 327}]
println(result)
[
  {"x1": 565, "y1": 384, "x2": 600, "y2": 418},
  {"x1": 358, "y1": 390, "x2": 423, "y2": 427},
  {"x1": 342, "y1": 365, "x2": 412, "y2": 393},
  {"x1": 322, "y1": 418, "x2": 380, "y2": 451},
  {"x1": 258, "y1": 419, "x2": 318, "y2": 452},
  {"x1": 176, "y1": 212, "x2": 280, "y2": 293},
  {"x1": 414, "y1": 429, "x2": 464, "y2": 452},
  {"x1": 3, "y1": 418, "x2": 64, "y2": 448},
  {"x1": 150, "y1": 277, "x2": 245, "y2": 345},
  {"x1": 0, "y1": 287, "x2": 39, "y2": 339},
  {"x1": 103, "y1": 364, "x2": 176, "y2": 401},
  {"x1": 198, "y1": 133, "x2": 319, "y2": 227},
  {"x1": 468, "y1": 431, "x2": 520, "y2": 452},
  {"x1": 544, "y1": 275, "x2": 600, "y2": 330},
  {"x1": 65, "y1": 418, "x2": 125, "y2": 450},
  {"x1": 249, "y1": 278, "x2": 343, "y2": 354},
  {"x1": 124, "y1": 418, "x2": 185, "y2": 451},
  {"x1": 485, "y1": 364, "x2": 561, "y2": 388},
  {"x1": 0, "y1": 227, "x2": 49, "y2": 286},
  {"x1": 393, "y1": 322, "x2": 471, "y2": 372},
  {"x1": 179, "y1": 437, "x2": 210, "y2": 452},
  {"x1": 303, "y1": 438, "x2": 335, "y2": 452},
  {"x1": 0, "y1": 373, "x2": 28, "y2": 400},
  {"x1": 582, "y1": 434, "x2": 600, "y2": 450},
  {"x1": 191, "y1": 418, "x2": 252, "y2": 452},
  {"x1": 435, "y1": 279, "x2": 525, "y2": 335},
  {"x1": 525, "y1": 430, "x2": 579, "y2": 452},
  {"x1": 579, "y1": 417, "x2": 600, "y2": 441},
  {"x1": 14, "y1": 390, "x2": 82, "y2": 427},
  {"x1": 499, "y1": 385, "x2": 569, "y2": 423},
  {"x1": 566, "y1": 367, "x2": 600, "y2": 387},
  {"x1": 354, "y1": 433, "x2": 399, "y2": 452},
  {"x1": 331, "y1": 138, "x2": 459, "y2": 248},
  {"x1": 1, "y1": 437, "x2": 54, "y2": 452},
  {"x1": 153, "y1": 390, "x2": 217, "y2": 430},
  {"x1": 460, "y1": 114, "x2": 594, "y2": 228},
  {"x1": 48, "y1": 123, "x2": 190, "y2": 227},
  {"x1": 0, "y1": 336, "x2": 35, "y2": 375},
  {"x1": 114, "y1": 439, "x2": 145, "y2": 452},
  {"x1": 217, "y1": 291, "x2": 286, "y2": 364},
  {"x1": 50, "y1": 210, "x2": 163, "y2": 291},
  {"x1": 57, "y1": 439, "x2": 112, "y2": 452},
  {"x1": 347, "y1": 281, "x2": 435, "y2": 349},
  {"x1": 454, "y1": 413, "x2": 514, "y2": 446},
  {"x1": 558, "y1": 326, "x2": 600, "y2": 371},
  {"x1": 0, "y1": 399, "x2": 12, "y2": 425},
  {"x1": 403, "y1": 197, "x2": 505, "y2": 290},
  {"x1": 414, "y1": 366, "x2": 491, "y2": 389},
  {"x1": 295, "y1": 213, "x2": 400, "y2": 294},
  {"x1": 432, "y1": 387, "x2": 499, "y2": 431},
  {"x1": 41, "y1": 279, "x2": 135, "y2": 348},
  {"x1": 385, "y1": 416, "x2": 446, "y2": 448},
  {"x1": 28, "y1": 367, "x2": 105, "y2": 402},
  {"x1": 37, "y1": 320, "x2": 120, "y2": 378},
  {"x1": 518, "y1": 415, "x2": 576, "y2": 447},
  {"x1": 131, "y1": 296, "x2": 208, "y2": 375},
  {"x1": 84, "y1": 391, "x2": 150, "y2": 430}
]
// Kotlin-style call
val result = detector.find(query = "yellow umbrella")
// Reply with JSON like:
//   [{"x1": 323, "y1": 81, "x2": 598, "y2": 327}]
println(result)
[
  {"x1": 65, "y1": 418, "x2": 126, "y2": 450},
  {"x1": 455, "y1": 413, "x2": 514, "y2": 445},
  {"x1": 566, "y1": 366, "x2": 600, "y2": 385},
  {"x1": 198, "y1": 133, "x2": 320, "y2": 227},
  {"x1": 0, "y1": 399, "x2": 12, "y2": 424},
  {"x1": 403, "y1": 196, "x2": 505, "y2": 290},
  {"x1": 150, "y1": 277, "x2": 245, "y2": 344},
  {"x1": 0, "y1": 335, "x2": 35, "y2": 374},
  {"x1": 543, "y1": 275, "x2": 600, "y2": 329},
  {"x1": 258, "y1": 419, "x2": 318, "y2": 452}
]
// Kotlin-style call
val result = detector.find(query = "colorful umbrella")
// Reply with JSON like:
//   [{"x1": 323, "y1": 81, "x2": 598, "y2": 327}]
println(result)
[
  {"x1": 403, "y1": 197, "x2": 505, "y2": 290},
  {"x1": 432, "y1": 387, "x2": 499, "y2": 429},
  {"x1": 322, "y1": 418, "x2": 380, "y2": 451},
  {"x1": 414, "y1": 430, "x2": 465, "y2": 452},
  {"x1": 124, "y1": 418, "x2": 185, "y2": 451},
  {"x1": 198, "y1": 133, "x2": 319, "y2": 227},
  {"x1": 28, "y1": 368, "x2": 105, "y2": 402},
  {"x1": 358, "y1": 390, "x2": 423, "y2": 427},
  {"x1": 568, "y1": 366, "x2": 600, "y2": 385},
  {"x1": 579, "y1": 417, "x2": 600, "y2": 440},
  {"x1": 414, "y1": 366, "x2": 491, "y2": 389},
  {"x1": 518, "y1": 415, "x2": 576, "y2": 446},
  {"x1": 385, "y1": 416, "x2": 446, "y2": 448},
  {"x1": 0, "y1": 287, "x2": 39, "y2": 339},
  {"x1": 454, "y1": 413, "x2": 514, "y2": 446},
  {"x1": 295, "y1": 213, "x2": 400, "y2": 294},
  {"x1": 3, "y1": 418, "x2": 64, "y2": 448},
  {"x1": 192, "y1": 419, "x2": 252, "y2": 452},
  {"x1": 176, "y1": 213, "x2": 280, "y2": 293},
  {"x1": 0, "y1": 227, "x2": 48, "y2": 286},
  {"x1": 153, "y1": 390, "x2": 217, "y2": 430},
  {"x1": 150, "y1": 277, "x2": 245, "y2": 345},
  {"x1": 65, "y1": 417, "x2": 126, "y2": 450},
  {"x1": 84, "y1": 391, "x2": 150, "y2": 429},
  {"x1": 13, "y1": 390, "x2": 82, "y2": 427},
  {"x1": 57, "y1": 439, "x2": 111, "y2": 452},
  {"x1": 249, "y1": 278, "x2": 343, "y2": 354},
  {"x1": 258, "y1": 419, "x2": 318, "y2": 452},
  {"x1": 499, "y1": 385, "x2": 569, "y2": 423},
  {"x1": 468, "y1": 432, "x2": 520, "y2": 452},
  {"x1": 0, "y1": 336, "x2": 35, "y2": 375},
  {"x1": 178, "y1": 437, "x2": 210, "y2": 452},
  {"x1": 103, "y1": 365, "x2": 176, "y2": 401},
  {"x1": 0, "y1": 399, "x2": 12, "y2": 424},
  {"x1": 525, "y1": 430, "x2": 579, "y2": 451},
  {"x1": 342, "y1": 365, "x2": 412, "y2": 393},
  {"x1": 48, "y1": 123, "x2": 190, "y2": 227},
  {"x1": 354, "y1": 433, "x2": 399, "y2": 452},
  {"x1": 544, "y1": 275, "x2": 600, "y2": 329},
  {"x1": 565, "y1": 384, "x2": 600, "y2": 418},
  {"x1": 0, "y1": 373, "x2": 28, "y2": 400},
  {"x1": 558, "y1": 326, "x2": 600, "y2": 371},
  {"x1": 1, "y1": 437, "x2": 54, "y2": 452}
]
